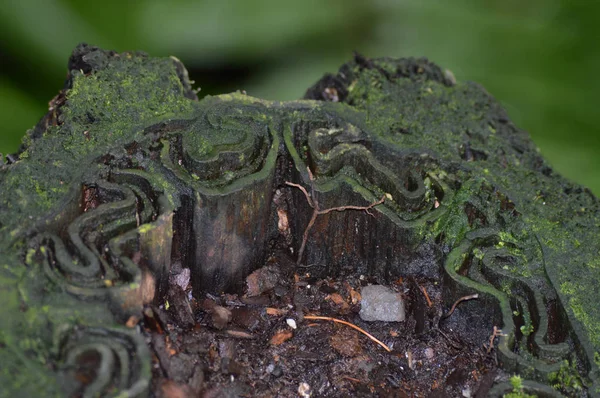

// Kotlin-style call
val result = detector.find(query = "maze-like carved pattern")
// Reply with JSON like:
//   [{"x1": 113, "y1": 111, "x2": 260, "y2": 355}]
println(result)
[
  {"x1": 444, "y1": 229, "x2": 571, "y2": 378},
  {"x1": 280, "y1": 110, "x2": 455, "y2": 281},
  {"x1": 284, "y1": 113, "x2": 450, "y2": 224},
  {"x1": 282, "y1": 110, "x2": 596, "y2": 395},
  {"x1": 162, "y1": 103, "x2": 274, "y2": 190},
  {"x1": 37, "y1": 166, "x2": 175, "y2": 318},
  {"x1": 26, "y1": 108, "x2": 597, "y2": 397},
  {"x1": 158, "y1": 103, "x2": 279, "y2": 293},
  {"x1": 5, "y1": 49, "x2": 599, "y2": 397},
  {"x1": 57, "y1": 326, "x2": 150, "y2": 398},
  {"x1": 42, "y1": 181, "x2": 147, "y2": 292}
]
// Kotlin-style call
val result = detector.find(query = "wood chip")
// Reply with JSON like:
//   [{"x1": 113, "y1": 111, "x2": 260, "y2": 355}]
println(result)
[
  {"x1": 270, "y1": 329, "x2": 293, "y2": 346},
  {"x1": 225, "y1": 329, "x2": 255, "y2": 339},
  {"x1": 246, "y1": 265, "x2": 282, "y2": 297},
  {"x1": 266, "y1": 307, "x2": 288, "y2": 316}
]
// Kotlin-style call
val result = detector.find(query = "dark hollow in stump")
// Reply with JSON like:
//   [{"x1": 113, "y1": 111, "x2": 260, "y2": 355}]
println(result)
[{"x1": 0, "y1": 44, "x2": 599, "y2": 397}]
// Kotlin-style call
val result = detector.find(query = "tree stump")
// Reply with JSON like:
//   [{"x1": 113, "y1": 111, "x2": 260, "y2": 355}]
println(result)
[{"x1": 1, "y1": 44, "x2": 599, "y2": 397}]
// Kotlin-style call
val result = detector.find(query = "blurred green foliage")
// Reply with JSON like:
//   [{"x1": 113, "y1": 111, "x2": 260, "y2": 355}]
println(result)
[{"x1": 1, "y1": 0, "x2": 598, "y2": 193}]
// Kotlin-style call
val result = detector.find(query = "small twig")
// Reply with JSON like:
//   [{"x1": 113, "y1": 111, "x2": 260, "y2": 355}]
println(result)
[
  {"x1": 419, "y1": 285, "x2": 433, "y2": 307},
  {"x1": 486, "y1": 326, "x2": 505, "y2": 354},
  {"x1": 318, "y1": 196, "x2": 385, "y2": 217},
  {"x1": 296, "y1": 263, "x2": 320, "y2": 268},
  {"x1": 296, "y1": 210, "x2": 318, "y2": 264},
  {"x1": 304, "y1": 315, "x2": 391, "y2": 352},
  {"x1": 286, "y1": 167, "x2": 386, "y2": 265},
  {"x1": 443, "y1": 294, "x2": 479, "y2": 319},
  {"x1": 285, "y1": 181, "x2": 314, "y2": 208}
]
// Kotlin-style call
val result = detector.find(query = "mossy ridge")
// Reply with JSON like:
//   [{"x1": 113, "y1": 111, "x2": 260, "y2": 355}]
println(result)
[
  {"x1": 0, "y1": 246, "x2": 120, "y2": 397},
  {"x1": 0, "y1": 45, "x2": 199, "y2": 397},
  {"x1": 0, "y1": 49, "x2": 288, "y2": 395},
  {"x1": 0, "y1": 45, "x2": 197, "y2": 250},
  {"x1": 312, "y1": 55, "x2": 600, "y2": 391}
]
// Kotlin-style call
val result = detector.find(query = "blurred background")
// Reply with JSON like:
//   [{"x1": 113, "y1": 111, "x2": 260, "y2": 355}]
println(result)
[{"x1": 1, "y1": 0, "x2": 598, "y2": 193}]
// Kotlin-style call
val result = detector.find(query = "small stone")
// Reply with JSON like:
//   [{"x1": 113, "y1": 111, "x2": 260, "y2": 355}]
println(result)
[
  {"x1": 211, "y1": 305, "x2": 232, "y2": 330},
  {"x1": 286, "y1": 318, "x2": 297, "y2": 329},
  {"x1": 359, "y1": 285, "x2": 405, "y2": 322},
  {"x1": 271, "y1": 365, "x2": 283, "y2": 378},
  {"x1": 298, "y1": 382, "x2": 312, "y2": 398},
  {"x1": 424, "y1": 347, "x2": 435, "y2": 360}
]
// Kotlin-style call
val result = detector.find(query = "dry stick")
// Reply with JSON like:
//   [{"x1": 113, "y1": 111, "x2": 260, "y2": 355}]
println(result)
[
  {"x1": 420, "y1": 285, "x2": 433, "y2": 308},
  {"x1": 486, "y1": 326, "x2": 505, "y2": 354},
  {"x1": 296, "y1": 208, "x2": 319, "y2": 266},
  {"x1": 443, "y1": 294, "x2": 479, "y2": 319},
  {"x1": 304, "y1": 315, "x2": 392, "y2": 352},
  {"x1": 285, "y1": 167, "x2": 385, "y2": 265},
  {"x1": 285, "y1": 182, "x2": 314, "y2": 208},
  {"x1": 318, "y1": 199, "x2": 385, "y2": 217}
]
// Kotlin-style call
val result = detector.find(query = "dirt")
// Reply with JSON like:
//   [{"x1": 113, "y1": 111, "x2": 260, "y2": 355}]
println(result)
[{"x1": 140, "y1": 248, "x2": 503, "y2": 398}]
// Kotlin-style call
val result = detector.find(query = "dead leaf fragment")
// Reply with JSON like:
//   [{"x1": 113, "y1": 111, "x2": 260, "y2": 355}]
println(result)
[
  {"x1": 326, "y1": 293, "x2": 350, "y2": 311},
  {"x1": 343, "y1": 281, "x2": 362, "y2": 304},
  {"x1": 330, "y1": 327, "x2": 362, "y2": 357},
  {"x1": 349, "y1": 288, "x2": 361, "y2": 304}
]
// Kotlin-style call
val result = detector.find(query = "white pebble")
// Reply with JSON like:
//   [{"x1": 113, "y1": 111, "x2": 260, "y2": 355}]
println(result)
[
  {"x1": 298, "y1": 382, "x2": 311, "y2": 397},
  {"x1": 286, "y1": 318, "x2": 297, "y2": 329}
]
